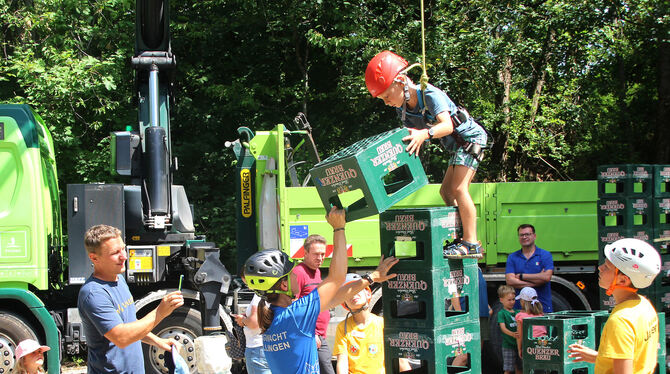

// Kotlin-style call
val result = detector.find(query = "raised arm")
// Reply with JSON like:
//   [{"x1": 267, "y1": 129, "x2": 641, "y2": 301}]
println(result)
[
  {"x1": 317, "y1": 207, "x2": 348, "y2": 311},
  {"x1": 326, "y1": 256, "x2": 398, "y2": 310}
]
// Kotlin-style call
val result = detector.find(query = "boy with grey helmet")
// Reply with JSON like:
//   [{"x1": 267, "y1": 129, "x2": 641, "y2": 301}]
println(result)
[{"x1": 568, "y1": 238, "x2": 661, "y2": 373}]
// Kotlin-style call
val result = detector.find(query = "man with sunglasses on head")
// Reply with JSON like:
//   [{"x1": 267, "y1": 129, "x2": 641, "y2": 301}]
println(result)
[{"x1": 505, "y1": 224, "x2": 554, "y2": 313}]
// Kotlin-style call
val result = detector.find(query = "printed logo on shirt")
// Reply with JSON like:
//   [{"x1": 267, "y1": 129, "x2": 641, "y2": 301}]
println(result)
[
  {"x1": 303, "y1": 362, "x2": 320, "y2": 374},
  {"x1": 349, "y1": 343, "x2": 360, "y2": 354},
  {"x1": 263, "y1": 331, "x2": 291, "y2": 352},
  {"x1": 368, "y1": 344, "x2": 379, "y2": 355},
  {"x1": 116, "y1": 296, "x2": 135, "y2": 314}
]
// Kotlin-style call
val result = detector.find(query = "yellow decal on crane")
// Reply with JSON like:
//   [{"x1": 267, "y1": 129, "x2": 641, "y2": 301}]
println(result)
[{"x1": 241, "y1": 169, "x2": 252, "y2": 218}]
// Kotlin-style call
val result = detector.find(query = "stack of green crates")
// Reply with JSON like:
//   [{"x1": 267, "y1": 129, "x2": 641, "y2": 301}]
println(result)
[
  {"x1": 596, "y1": 164, "x2": 654, "y2": 310},
  {"x1": 309, "y1": 128, "x2": 428, "y2": 222},
  {"x1": 379, "y1": 207, "x2": 481, "y2": 373},
  {"x1": 597, "y1": 164, "x2": 669, "y2": 372}
]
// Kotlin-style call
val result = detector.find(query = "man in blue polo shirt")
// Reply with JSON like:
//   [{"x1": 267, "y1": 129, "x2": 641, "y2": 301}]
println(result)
[{"x1": 505, "y1": 224, "x2": 554, "y2": 313}]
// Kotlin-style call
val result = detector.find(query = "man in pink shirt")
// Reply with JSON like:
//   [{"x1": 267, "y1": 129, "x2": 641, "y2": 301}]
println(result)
[{"x1": 293, "y1": 234, "x2": 335, "y2": 374}]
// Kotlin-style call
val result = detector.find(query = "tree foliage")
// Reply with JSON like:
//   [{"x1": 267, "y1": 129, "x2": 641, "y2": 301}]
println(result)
[{"x1": 1, "y1": 0, "x2": 668, "y2": 266}]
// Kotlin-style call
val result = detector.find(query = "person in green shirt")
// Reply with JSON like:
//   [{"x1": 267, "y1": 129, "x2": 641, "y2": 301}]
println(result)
[{"x1": 497, "y1": 285, "x2": 521, "y2": 374}]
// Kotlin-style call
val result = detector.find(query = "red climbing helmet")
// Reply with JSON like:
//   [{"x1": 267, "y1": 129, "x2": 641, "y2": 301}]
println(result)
[{"x1": 365, "y1": 51, "x2": 408, "y2": 97}]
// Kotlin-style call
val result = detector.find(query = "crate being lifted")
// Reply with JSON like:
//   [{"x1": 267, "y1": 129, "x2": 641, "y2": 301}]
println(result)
[{"x1": 309, "y1": 128, "x2": 427, "y2": 222}]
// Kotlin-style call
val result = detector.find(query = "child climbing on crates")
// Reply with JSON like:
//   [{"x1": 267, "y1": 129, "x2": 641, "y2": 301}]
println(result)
[
  {"x1": 567, "y1": 238, "x2": 661, "y2": 374},
  {"x1": 365, "y1": 50, "x2": 488, "y2": 259},
  {"x1": 497, "y1": 285, "x2": 521, "y2": 374},
  {"x1": 333, "y1": 273, "x2": 411, "y2": 374},
  {"x1": 514, "y1": 287, "x2": 547, "y2": 358}
]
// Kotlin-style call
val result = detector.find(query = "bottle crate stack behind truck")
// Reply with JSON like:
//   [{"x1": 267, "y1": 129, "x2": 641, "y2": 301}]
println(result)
[{"x1": 595, "y1": 164, "x2": 669, "y2": 372}]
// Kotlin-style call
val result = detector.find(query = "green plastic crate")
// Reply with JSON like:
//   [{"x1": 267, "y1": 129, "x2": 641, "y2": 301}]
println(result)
[
  {"x1": 596, "y1": 197, "x2": 653, "y2": 230},
  {"x1": 597, "y1": 227, "x2": 628, "y2": 251},
  {"x1": 656, "y1": 312, "x2": 667, "y2": 373},
  {"x1": 521, "y1": 315, "x2": 595, "y2": 372},
  {"x1": 597, "y1": 164, "x2": 653, "y2": 197},
  {"x1": 379, "y1": 207, "x2": 463, "y2": 271},
  {"x1": 382, "y1": 261, "x2": 479, "y2": 329},
  {"x1": 597, "y1": 288, "x2": 616, "y2": 312},
  {"x1": 653, "y1": 165, "x2": 670, "y2": 197},
  {"x1": 550, "y1": 310, "x2": 609, "y2": 349},
  {"x1": 653, "y1": 228, "x2": 670, "y2": 255},
  {"x1": 652, "y1": 197, "x2": 670, "y2": 231},
  {"x1": 309, "y1": 128, "x2": 428, "y2": 222},
  {"x1": 384, "y1": 321, "x2": 481, "y2": 374}
]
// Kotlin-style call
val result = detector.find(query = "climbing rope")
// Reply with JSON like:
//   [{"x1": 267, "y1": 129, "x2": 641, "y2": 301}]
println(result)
[{"x1": 419, "y1": 0, "x2": 429, "y2": 93}]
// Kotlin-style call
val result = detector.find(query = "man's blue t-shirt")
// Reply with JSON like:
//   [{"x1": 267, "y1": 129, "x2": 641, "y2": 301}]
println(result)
[
  {"x1": 505, "y1": 247, "x2": 554, "y2": 313},
  {"x1": 264, "y1": 288, "x2": 321, "y2": 374},
  {"x1": 396, "y1": 83, "x2": 487, "y2": 151},
  {"x1": 78, "y1": 275, "x2": 145, "y2": 374}
]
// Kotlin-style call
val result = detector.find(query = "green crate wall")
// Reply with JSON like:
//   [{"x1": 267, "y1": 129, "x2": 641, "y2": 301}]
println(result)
[
  {"x1": 521, "y1": 315, "x2": 596, "y2": 374},
  {"x1": 382, "y1": 261, "x2": 479, "y2": 329},
  {"x1": 597, "y1": 164, "x2": 653, "y2": 197},
  {"x1": 384, "y1": 321, "x2": 481, "y2": 374},
  {"x1": 379, "y1": 207, "x2": 463, "y2": 271},
  {"x1": 653, "y1": 165, "x2": 670, "y2": 197},
  {"x1": 309, "y1": 128, "x2": 428, "y2": 222}
]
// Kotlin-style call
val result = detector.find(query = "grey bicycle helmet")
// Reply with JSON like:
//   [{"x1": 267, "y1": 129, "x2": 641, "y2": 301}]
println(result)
[{"x1": 243, "y1": 249, "x2": 295, "y2": 295}]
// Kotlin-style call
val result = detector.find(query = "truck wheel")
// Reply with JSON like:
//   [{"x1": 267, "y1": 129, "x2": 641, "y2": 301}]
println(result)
[
  {"x1": 0, "y1": 312, "x2": 39, "y2": 374},
  {"x1": 144, "y1": 306, "x2": 201, "y2": 374},
  {"x1": 551, "y1": 292, "x2": 572, "y2": 312}
]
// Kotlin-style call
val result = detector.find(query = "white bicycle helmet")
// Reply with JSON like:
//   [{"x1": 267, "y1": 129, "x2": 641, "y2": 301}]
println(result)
[{"x1": 604, "y1": 238, "x2": 661, "y2": 289}]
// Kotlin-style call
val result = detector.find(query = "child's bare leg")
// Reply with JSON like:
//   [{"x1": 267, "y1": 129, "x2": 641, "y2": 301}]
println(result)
[
  {"x1": 439, "y1": 166, "x2": 457, "y2": 206},
  {"x1": 443, "y1": 165, "x2": 477, "y2": 243}
]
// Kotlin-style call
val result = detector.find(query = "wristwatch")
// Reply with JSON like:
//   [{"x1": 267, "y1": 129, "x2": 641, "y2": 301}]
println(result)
[
  {"x1": 519, "y1": 273, "x2": 524, "y2": 281},
  {"x1": 361, "y1": 273, "x2": 374, "y2": 285},
  {"x1": 427, "y1": 127, "x2": 435, "y2": 139}
]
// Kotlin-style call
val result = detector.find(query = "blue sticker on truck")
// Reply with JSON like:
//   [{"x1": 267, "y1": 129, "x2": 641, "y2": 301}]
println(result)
[{"x1": 290, "y1": 225, "x2": 308, "y2": 239}]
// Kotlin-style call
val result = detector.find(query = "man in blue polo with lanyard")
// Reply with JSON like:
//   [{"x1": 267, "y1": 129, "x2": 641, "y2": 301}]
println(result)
[{"x1": 505, "y1": 224, "x2": 554, "y2": 313}]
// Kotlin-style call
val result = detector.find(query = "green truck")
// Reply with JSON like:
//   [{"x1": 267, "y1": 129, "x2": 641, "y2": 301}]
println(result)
[
  {"x1": 0, "y1": 3, "x2": 604, "y2": 374},
  {"x1": 232, "y1": 122, "x2": 600, "y2": 315}
]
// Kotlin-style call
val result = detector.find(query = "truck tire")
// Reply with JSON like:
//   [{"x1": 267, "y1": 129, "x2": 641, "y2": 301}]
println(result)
[
  {"x1": 551, "y1": 292, "x2": 572, "y2": 312},
  {"x1": 0, "y1": 312, "x2": 39, "y2": 374},
  {"x1": 144, "y1": 306, "x2": 201, "y2": 374}
]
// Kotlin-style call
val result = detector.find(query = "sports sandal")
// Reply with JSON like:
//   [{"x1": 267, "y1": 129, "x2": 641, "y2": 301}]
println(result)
[{"x1": 444, "y1": 239, "x2": 483, "y2": 259}]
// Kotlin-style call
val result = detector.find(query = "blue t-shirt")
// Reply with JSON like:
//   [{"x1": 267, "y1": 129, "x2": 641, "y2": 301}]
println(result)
[
  {"x1": 78, "y1": 275, "x2": 144, "y2": 374},
  {"x1": 263, "y1": 288, "x2": 321, "y2": 374},
  {"x1": 396, "y1": 83, "x2": 487, "y2": 151},
  {"x1": 505, "y1": 247, "x2": 554, "y2": 313}
]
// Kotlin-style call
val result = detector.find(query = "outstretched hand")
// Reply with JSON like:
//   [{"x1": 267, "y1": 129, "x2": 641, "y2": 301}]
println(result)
[
  {"x1": 370, "y1": 255, "x2": 399, "y2": 283},
  {"x1": 567, "y1": 343, "x2": 597, "y2": 363},
  {"x1": 402, "y1": 128, "x2": 429, "y2": 156}
]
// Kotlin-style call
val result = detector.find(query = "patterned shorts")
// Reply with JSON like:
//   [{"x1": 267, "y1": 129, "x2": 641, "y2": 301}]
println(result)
[
  {"x1": 449, "y1": 146, "x2": 482, "y2": 171},
  {"x1": 502, "y1": 347, "x2": 521, "y2": 372}
]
